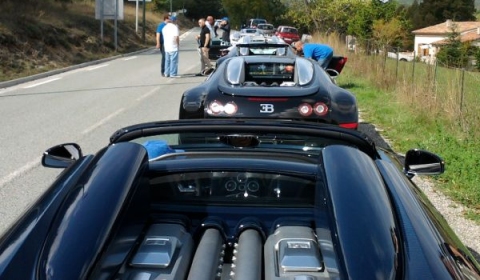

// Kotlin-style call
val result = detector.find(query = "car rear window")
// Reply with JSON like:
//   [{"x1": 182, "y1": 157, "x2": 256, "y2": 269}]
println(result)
[
  {"x1": 258, "y1": 24, "x2": 274, "y2": 30},
  {"x1": 282, "y1": 28, "x2": 298, "y2": 34},
  {"x1": 149, "y1": 171, "x2": 316, "y2": 207}
]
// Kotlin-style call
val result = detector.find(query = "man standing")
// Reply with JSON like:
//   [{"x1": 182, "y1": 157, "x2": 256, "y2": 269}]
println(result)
[
  {"x1": 220, "y1": 17, "x2": 230, "y2": 43},
  {"x1": 162, "y1": 16, "x2": 180, "y2": 78},
  {"x1": 294, "y1": 41, "x2": 334, "y2": 69},
  {"x1": 206, "y1": 16, "x2": 215, "y2": 40},
  {"x1": 196, "y1": 18, "x2": 213, "y2": 76},
  {"x1": 156, "y1": 14, "x2": 170, "y2": 77}
]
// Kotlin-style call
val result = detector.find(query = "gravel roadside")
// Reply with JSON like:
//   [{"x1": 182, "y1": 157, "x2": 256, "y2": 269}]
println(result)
[{"x1": 359, "y1": 122, "x2": 480, "y2": 263}]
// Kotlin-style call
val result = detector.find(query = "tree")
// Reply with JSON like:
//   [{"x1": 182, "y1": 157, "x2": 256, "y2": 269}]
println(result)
[
  {"x1": 407, "y1": 0, "x2": 425, "y2": 30},
  {"x1": 372, "y1": 17, "x2": 406, "y2": 51},
  {"x1": 161, "y1": 0, "x2": 223, "y2": 20},
  {"x1": 347, "y1": 0, "x2": 405, "y2": 53},
  {"x1": 435, "y1": 24, "x2": 468, "y2": 68},
  {"x1": 417, "y1": 0, "x2": 476, "y2": 27},
  {"x1": 220, "y1": 0, "x2": 286, "y2": 28},
  {"x1": 280, "y1": 0, "x2": 367, "y2": 35},
  {"x1": 475, "y1": 48, "x2": 480, "y2": 71}
]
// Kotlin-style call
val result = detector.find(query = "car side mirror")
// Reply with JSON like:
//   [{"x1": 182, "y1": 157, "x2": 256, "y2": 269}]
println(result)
[
  {"x1": 404, "y1": 149, "x2": 445, "y2": 178},
  {"x1": 42, "y1": 143, "x2": 82, "y2": 168}
]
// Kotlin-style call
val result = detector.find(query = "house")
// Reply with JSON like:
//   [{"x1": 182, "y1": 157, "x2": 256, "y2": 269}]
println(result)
[{"x1": 412, "y1": 20, "x2": 480, "y2": 63}]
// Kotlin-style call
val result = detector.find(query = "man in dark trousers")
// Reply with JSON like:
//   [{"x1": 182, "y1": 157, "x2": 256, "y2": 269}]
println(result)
[
  {"x1": 195, "y1": 18, "x2": 213, "y2": 76},
  {"x1": 155, "y1": 14, "x2": 170, "y2": 77},
  {"x1": 219, "y1": 17, "x2": 231, "y2": 43}
]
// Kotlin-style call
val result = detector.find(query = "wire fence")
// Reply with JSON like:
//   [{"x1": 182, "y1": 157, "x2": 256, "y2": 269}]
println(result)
[{"x1": 341, "y1": 41, "x2": 480, "y2": 137}]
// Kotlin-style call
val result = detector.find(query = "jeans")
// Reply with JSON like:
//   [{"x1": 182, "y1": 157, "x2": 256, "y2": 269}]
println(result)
[
  {"x1": 317, "y1": 52, "x2": 333, "y2": 69},
  {"x1": 164, "y1": 51, "x2": 179, "y2": 77},
  {"x1": 160, "y1": 44, "x2": 166, "y2": 75}
]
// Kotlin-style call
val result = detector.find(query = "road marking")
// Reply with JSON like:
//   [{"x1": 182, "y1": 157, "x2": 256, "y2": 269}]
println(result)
[
  {"x1": 0, "y1": 156, "x2": 42, "y2": 188},
  {"x1": 82, "y1": 108, "x2": 125, "y2": 135},
  {"x1": 23, "y1": 77, "x2": 62, "y2": 89},
  {"x1": 137, "y1": 86, "x2": 160, "y2": 101},
  {"x1": 86, "y1": 64, "x2": 109, "y2": 71},
  {"x1": 123, "y1": 56, "x2": 137, "y2": 61}
]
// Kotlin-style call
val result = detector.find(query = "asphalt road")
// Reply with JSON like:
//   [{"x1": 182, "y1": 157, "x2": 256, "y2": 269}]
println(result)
[
  {"x1": 0, "y1": 28, "x2": 479, "y2": 263},
  {"x1": 0, "y1": 28, "x2": 203, "y2": 234}
]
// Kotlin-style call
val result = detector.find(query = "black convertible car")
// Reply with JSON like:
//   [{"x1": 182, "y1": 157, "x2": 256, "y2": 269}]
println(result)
[
  {"x1": 180, "y1": 55, "x2": 357, "y2": 129},
  {"x1": 0, "y1": 119, "x2": 479, "y2": 279}
]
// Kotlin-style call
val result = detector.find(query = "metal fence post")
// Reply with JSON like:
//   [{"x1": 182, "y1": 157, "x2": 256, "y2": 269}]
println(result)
[{"x1": 460, "y1": 68, "x2": 465, "y2": 113}]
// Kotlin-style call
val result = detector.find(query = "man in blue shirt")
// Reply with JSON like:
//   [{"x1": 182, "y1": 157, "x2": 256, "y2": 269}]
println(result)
[
  {"x1": 294, "y1": 41, "x2": 334, "y2": 69},
  {"x1": 156, "y1": 14, "x2": 170, "y2": 77}
]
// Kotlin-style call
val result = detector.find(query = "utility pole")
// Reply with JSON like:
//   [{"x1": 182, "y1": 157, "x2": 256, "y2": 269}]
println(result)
[{"x1": 143, "y1": 0, "x2": 146, "y2": 44}]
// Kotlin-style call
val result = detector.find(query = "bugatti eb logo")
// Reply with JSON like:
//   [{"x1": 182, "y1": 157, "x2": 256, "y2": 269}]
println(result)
[{"x1": 260, "y1": 104, "x2": 274, "y2": 113}]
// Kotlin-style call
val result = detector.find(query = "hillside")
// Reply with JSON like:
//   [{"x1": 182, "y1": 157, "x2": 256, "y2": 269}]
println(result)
[
  {"x1": 0, "y1": 1, "x2": 189, "y2": 82},
  {"x1": 397, "y1": 0, "x2": 480, "y2": 8}
]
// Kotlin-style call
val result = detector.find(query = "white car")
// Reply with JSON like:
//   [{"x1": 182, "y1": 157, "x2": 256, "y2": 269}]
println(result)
[
  {"x1": 230, "y1": 29, "x2": 259, "y2": 47},
  {"x1": 256, "y1": 23, "x2": 275, "y2": 36}
]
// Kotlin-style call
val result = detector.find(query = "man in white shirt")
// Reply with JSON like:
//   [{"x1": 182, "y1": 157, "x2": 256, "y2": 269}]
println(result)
[
  {"x1": 162, "y1": 16, "x2": 180, "y2": 78},
  {"x1": 206, "y1": 16, "x2": 215, "y2": 41}
]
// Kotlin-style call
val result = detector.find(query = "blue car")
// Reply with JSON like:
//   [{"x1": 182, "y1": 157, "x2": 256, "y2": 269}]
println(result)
[{"x1": 0, "y1": 119, "x2": 478, "y2": 279}]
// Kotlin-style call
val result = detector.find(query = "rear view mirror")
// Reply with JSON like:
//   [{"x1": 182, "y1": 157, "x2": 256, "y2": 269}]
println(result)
[
  {"x1": 404, "y1": 149, "x2": 445, "y2": 178},
  {"x1": 42, "y1": 143, "x2": 82, "y2": 168}
]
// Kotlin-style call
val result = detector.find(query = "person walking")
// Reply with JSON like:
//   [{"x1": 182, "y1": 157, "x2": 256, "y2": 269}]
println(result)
[
  {"x1": 155, "y1": 14, "x2": 170, "y2": 77},
  {"x1": 195, "y1": 18, "x2": 213, "y2": 76},
  {"x1": 294, "y1": 41, "x2": 334, "y2": 69},
  {"x1": 162, "y1": 16, "x2": 180, "y2": 78}
]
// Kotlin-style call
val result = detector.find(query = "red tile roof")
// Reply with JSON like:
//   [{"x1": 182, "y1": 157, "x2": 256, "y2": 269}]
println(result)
[
  {"x1": 431, "y1": 30, "x2": 480, "y2": 45},
  {"x1": 412, "y1": 20, "x2": 480, "y2": 35}
]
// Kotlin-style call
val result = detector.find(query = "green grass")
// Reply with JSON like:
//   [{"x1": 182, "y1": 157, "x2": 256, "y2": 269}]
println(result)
[{"x1": 337, "y1": 59, "x2": 480, "y2": 222}]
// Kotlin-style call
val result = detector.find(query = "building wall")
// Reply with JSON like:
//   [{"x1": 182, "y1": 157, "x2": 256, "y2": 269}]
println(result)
[{"x1": 413, "y1": 34, "x2": 445, "y2": 57}]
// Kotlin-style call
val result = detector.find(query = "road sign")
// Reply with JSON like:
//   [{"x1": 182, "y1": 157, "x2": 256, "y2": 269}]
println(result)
[{"x1": 95, "y1": 0, "x2": 124, "y2": 20}]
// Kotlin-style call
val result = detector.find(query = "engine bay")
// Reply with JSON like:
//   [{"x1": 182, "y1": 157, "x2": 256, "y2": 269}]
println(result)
[{"x1": 118, "y1": 222, "x2": 339, "y2": 280}]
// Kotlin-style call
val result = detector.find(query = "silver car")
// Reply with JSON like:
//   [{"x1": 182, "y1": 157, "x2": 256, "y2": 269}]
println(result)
[{"x1": 256, "y1": 23, "x2": 275, "y2": 36}]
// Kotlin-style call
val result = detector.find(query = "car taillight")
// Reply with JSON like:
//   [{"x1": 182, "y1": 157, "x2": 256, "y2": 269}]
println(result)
[
  {"x1": 209, "y1": 100, "x2": 223, "y2": 114},
  {"x1": 313, "y1": 102, "x2": 328, "y2": 116},
  {"x1": 339, "y1": 122, "x2": 358, "y2": 129},
  {"x1": 223, "y1": 102, "x2": 238, "y2": 115},
  {"x1": 208, "y1": 100, "x2": 238, "y2": 115},
  {"x1": 298, "y1": 103, "x2": 313, "y2": 116}
]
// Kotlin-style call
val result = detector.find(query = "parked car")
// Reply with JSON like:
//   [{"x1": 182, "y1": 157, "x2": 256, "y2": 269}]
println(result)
[
  {"x1": 256, "y1": 23, "x2": 275, "y2": 36},
  {"x1": 217, "y1": 35, "x2": 297, "y2": 65},
  {"x1": 275, "y1": 25, "x2": 301, "y2": 44},
  {"x1": 180, "y1": 55, "x2": 357, "y2": 129},
  {"x1": 387, "y1": 51, "x2": 415, "y2": 62},
  {"x1": 208, "y1": 37, "x2": 231, "y2": 60},
  {"x1": 247, "y1": 18, "x2": 267, "y2": 28},
  {"x1": 228, "y1": 28, "x2": 260, "y2": 49},
  {"x1": 216, "y1": 35, "x2": 348, "y2": 79},
  {"x1": 1, "y1": 118, "x2": 479, "y2": 279}
]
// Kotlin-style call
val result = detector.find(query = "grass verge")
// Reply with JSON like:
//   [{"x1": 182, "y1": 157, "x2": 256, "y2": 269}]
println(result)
[{"x1": 335, "y1": 46, "x2": 480, "y2": 223}]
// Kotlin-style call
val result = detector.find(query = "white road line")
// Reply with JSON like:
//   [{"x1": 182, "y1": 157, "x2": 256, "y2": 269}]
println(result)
[
  {"x1": 0, "y1": 156, "x2": 42, "y2": 188},
  {"x1": 86, "y1": 64, "x2": 109, "y2": 71},
  {"x1": 137, "y1": 87, "x2": 160, "y2": 101},
  {"x1": 23, "y1": 77, "x2": 62, "y2": 89},
  {"x1": 82, "y1": 108, "x2": 125, "y2": 135},
  {"x1": 123, "y1": 56, "x2": 137, "y2": 61}
]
